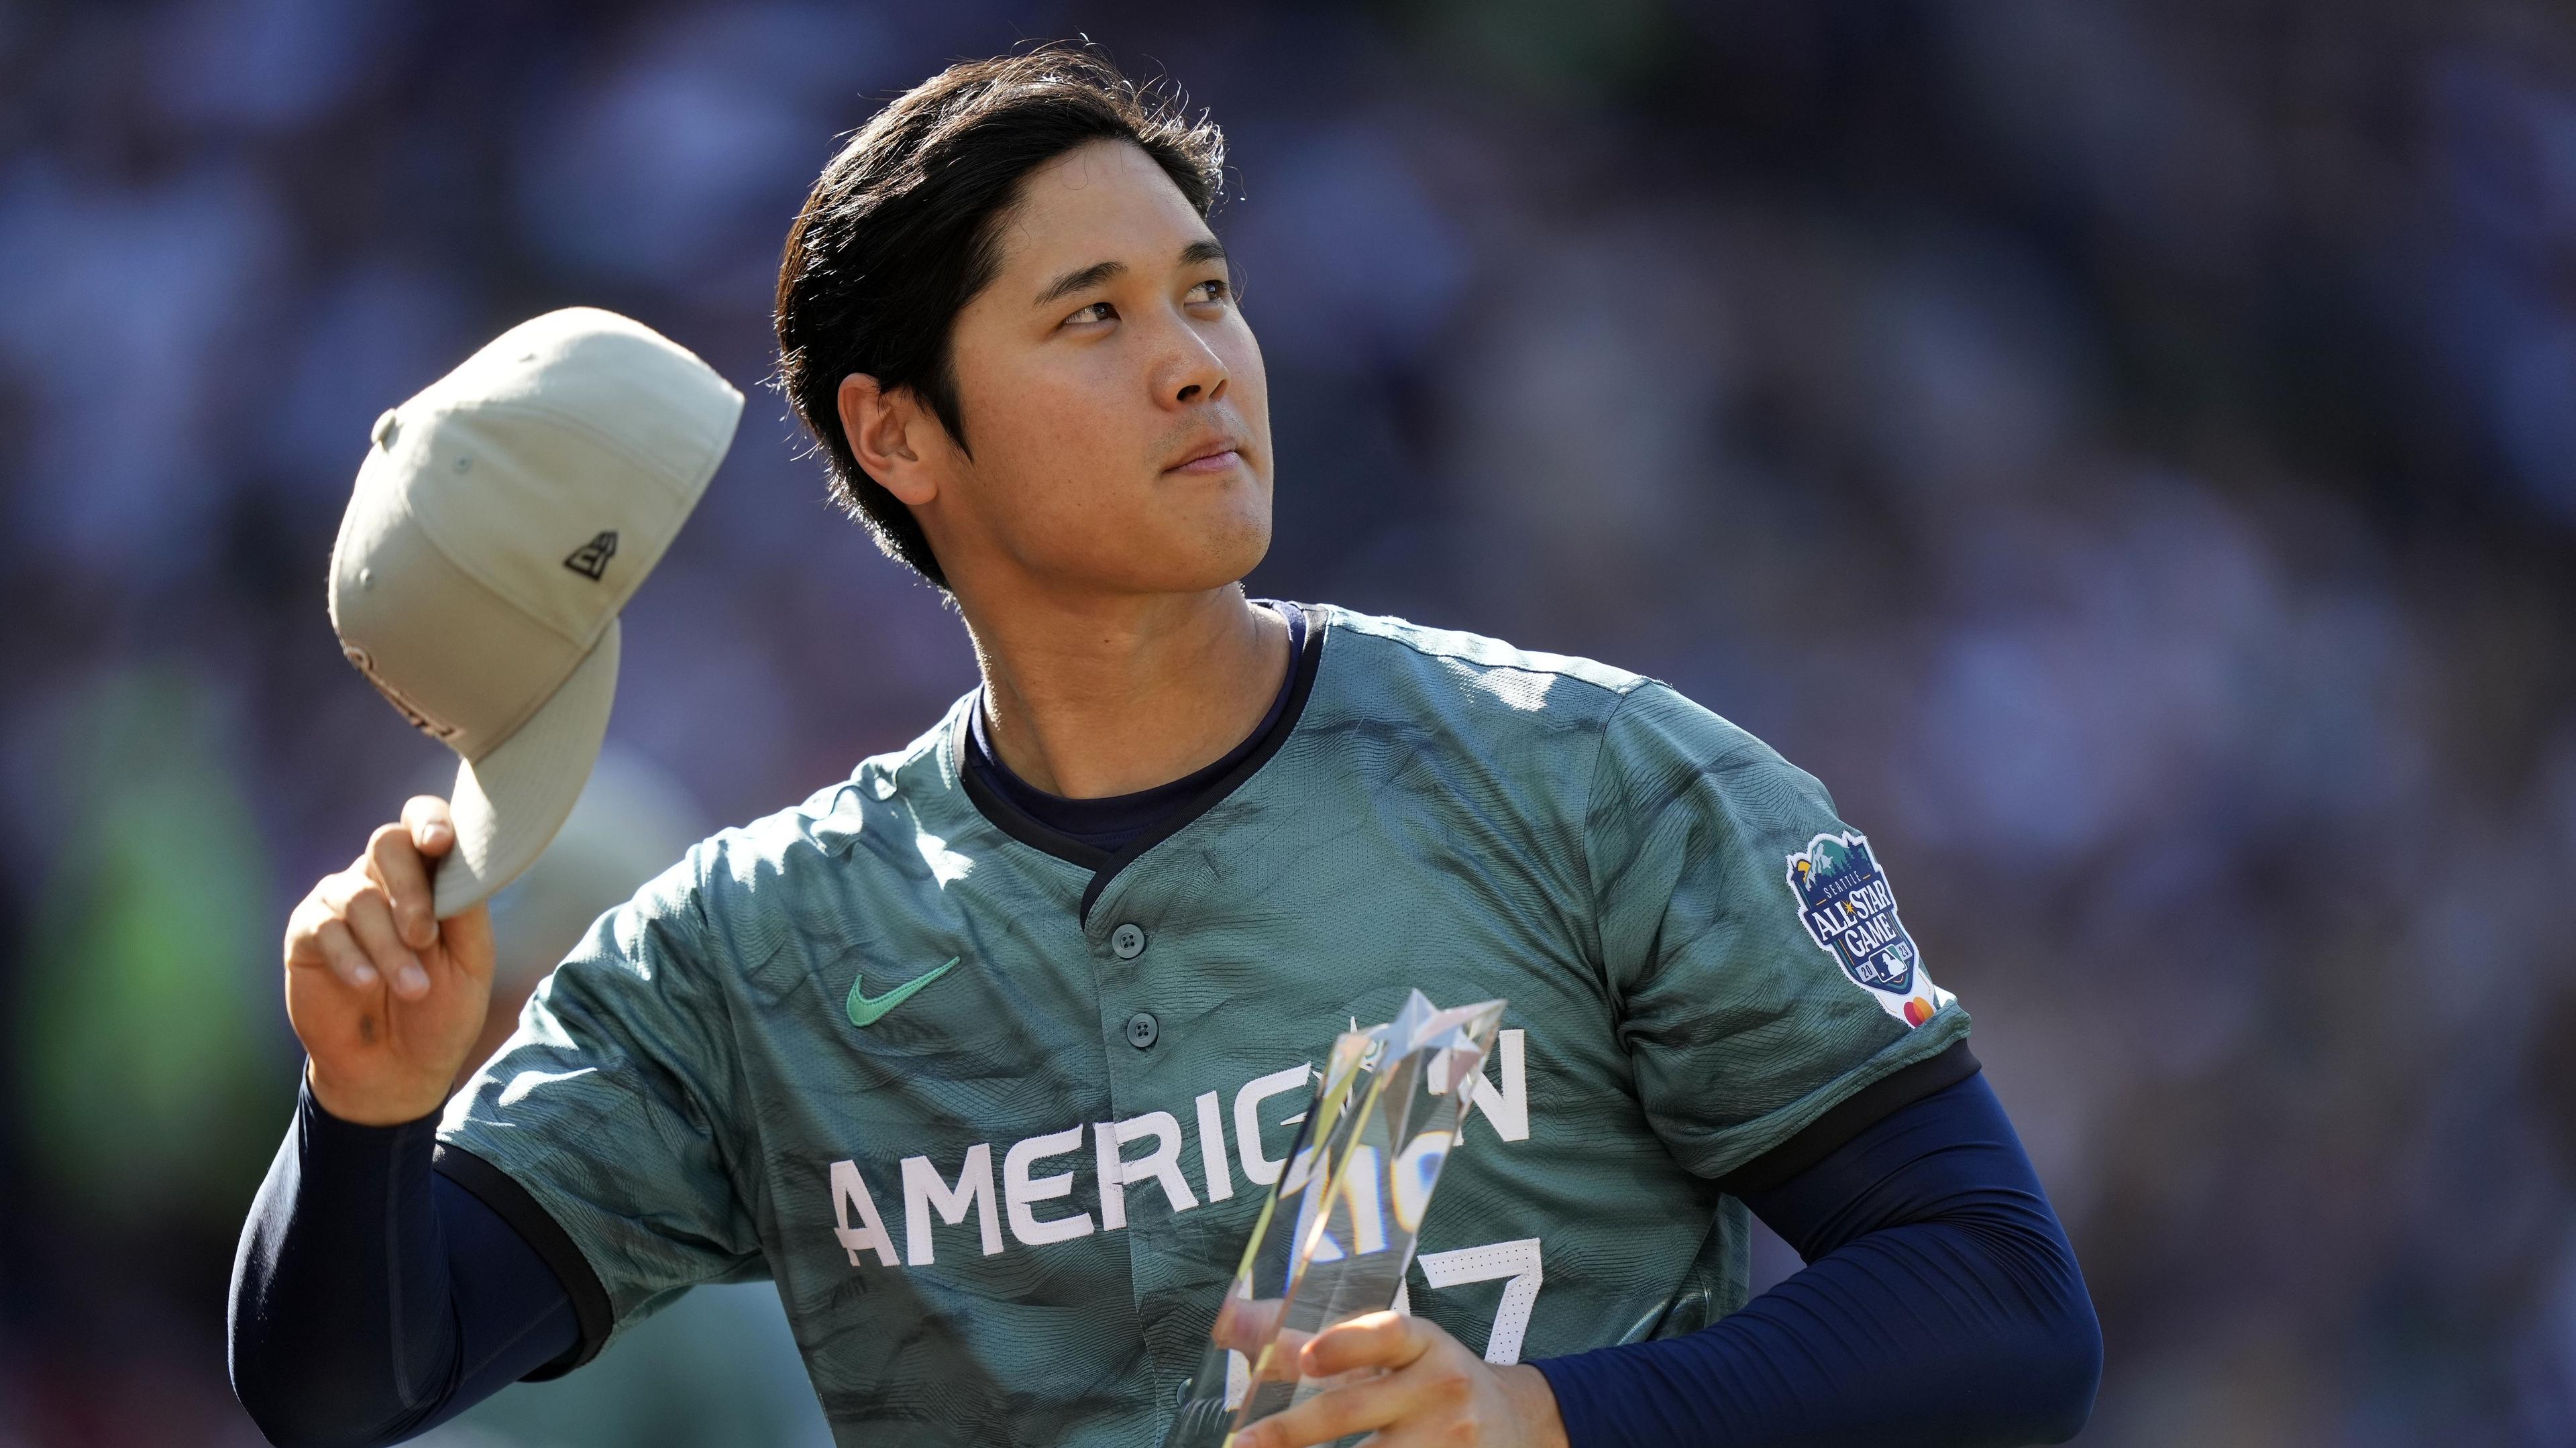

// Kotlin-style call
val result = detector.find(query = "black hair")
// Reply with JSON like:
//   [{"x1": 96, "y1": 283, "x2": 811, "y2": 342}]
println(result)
[{"x1": 775, "y1": 44, "x2": 1228, "y2": 588}]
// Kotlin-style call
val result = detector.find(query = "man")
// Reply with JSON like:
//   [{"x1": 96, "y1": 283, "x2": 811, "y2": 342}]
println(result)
[{"x1": 231, "y1": 47, "x2": 2100, "y2": 1448}]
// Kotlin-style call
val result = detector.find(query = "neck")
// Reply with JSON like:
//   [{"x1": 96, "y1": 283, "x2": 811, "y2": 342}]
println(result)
[{"x1": 961, "y1": 583, "x2": 1289, "y2": 799}]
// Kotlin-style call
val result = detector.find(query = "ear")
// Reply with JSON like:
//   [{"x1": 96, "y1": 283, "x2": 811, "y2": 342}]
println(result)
[{"x1": 837, "y1": 374, "x2": 939, "y2": 507}]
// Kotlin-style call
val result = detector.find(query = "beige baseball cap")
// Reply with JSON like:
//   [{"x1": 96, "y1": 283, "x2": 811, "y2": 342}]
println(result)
[{"x1": 328, "y1": 307, "x2": 741, "y2": 918}]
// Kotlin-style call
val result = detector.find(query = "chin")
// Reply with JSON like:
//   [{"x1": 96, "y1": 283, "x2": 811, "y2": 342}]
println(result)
[
  {"x1": 1156, "y1": 537, "x2": 1273, "y2": 594},
  {"x1": 1019, "y1": 470, "x2": 1273, "y2": 593},
  {"x1": 1193, "y1": 503, "x2": 1275, "y2": 588},
  {"x1": 1125, "y1": 474, "x2": 1271, "y2": 583},
  {"x1": 1120, "y1": 511, "x2": 1273, "y2": 594}
]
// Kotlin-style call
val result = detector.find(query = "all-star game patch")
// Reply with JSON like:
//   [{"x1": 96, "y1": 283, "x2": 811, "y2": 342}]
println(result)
[{"x1": 1785, "y1": 831, "x2": 1953, "y2": 1027}]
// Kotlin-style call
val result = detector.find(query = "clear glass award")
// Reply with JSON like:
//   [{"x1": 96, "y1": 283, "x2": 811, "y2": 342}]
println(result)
[{"x1": 1164, "y1": 991, "x2": 1507, "y2": 1448}]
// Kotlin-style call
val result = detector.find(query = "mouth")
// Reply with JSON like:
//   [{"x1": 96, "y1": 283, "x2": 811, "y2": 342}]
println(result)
[{"x1": 1163, "y1": 435, "x2": 1248, "y2": 476}]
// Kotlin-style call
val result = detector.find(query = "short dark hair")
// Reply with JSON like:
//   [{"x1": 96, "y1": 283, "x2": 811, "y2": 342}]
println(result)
[{"x1": 775, "y1": 45, "x2": 1228, "y2": 588}]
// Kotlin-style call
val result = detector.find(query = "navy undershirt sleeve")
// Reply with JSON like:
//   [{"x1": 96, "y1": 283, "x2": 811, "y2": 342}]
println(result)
[
  {"x1": 1533, "y1": 1072, "x2": 2102, "y2": 1447},
  {"x1": 228, "y1": 1074, "x2": 581, "y2": 1448}
]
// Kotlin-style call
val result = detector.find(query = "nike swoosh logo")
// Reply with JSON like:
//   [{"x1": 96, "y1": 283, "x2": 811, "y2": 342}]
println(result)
[{"x1": 847, "y1": 957, "x2": 959, "y2": 1028}]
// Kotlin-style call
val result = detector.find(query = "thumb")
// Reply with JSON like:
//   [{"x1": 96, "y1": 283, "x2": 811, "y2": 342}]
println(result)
[{"x1": 403, "y1": 793, "x2": 458, "y2": 858}]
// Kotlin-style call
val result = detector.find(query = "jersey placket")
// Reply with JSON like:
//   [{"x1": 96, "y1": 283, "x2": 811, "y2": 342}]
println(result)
[{"x1": 1079, "y1": 848, "x2": 1267, "y2": 1410}]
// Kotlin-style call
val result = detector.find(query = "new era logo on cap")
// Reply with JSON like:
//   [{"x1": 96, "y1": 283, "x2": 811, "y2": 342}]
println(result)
[
  {"x1": 564, "y1": 531, "x2": 619, "y2": 581},
  {"x1": 327, "y1": 308, "x2": 741, "y2": 917}
]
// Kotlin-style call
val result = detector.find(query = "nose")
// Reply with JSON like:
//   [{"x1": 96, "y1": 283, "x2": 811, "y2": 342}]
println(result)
[{"x1": 1155, "y1": 310, "x2": 1228, "y2": 408}]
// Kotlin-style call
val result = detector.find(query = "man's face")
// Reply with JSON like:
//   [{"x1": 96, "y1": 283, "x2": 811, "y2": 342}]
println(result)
[{"x1": 928, "y1": 138, "x2": 1272, "y2": 599}]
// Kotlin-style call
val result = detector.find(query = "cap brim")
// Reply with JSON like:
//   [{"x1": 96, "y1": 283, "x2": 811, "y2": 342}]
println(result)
[{"x1": 433, "y1": 620, "x2": 620, "y2": 919}]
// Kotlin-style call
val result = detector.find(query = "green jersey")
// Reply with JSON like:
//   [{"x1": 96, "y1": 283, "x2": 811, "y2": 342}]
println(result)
[{"x1": 433, "y1": 604, "x2": 1971, "y2": 1446}]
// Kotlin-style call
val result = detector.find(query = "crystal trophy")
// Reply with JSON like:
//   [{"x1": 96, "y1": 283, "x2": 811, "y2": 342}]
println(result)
[{"x1": 1164, "y1": 991, "x2": 1507, "y2": 1447}]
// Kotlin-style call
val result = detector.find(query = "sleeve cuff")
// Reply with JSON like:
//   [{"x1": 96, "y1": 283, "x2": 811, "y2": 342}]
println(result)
[
  {"x1": 1713, "y1": 1039, "x2": 1981, "y2": 1196},
  {"x1": 431, "y1": 1141, "x2": 617, "y2": 1379}
]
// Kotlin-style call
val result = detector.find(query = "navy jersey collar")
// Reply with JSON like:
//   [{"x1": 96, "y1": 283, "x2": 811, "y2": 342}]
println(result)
[{"x1": 956, "y1": 600, "x2": 1326, "y2": 920}]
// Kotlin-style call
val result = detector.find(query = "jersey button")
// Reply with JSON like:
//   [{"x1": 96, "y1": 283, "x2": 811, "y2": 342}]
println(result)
[
  {"x1": 1125, "y1": 1011, "x2": 1160, "y2": 1050},
  {"x1": 1110, "y1": 923, "x2": 1148, "y2": 960}
]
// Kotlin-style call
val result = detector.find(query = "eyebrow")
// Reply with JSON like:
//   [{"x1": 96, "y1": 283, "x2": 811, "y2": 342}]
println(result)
[{"x1": 1032, "y1": 239, "x2": 1229, "y2": 309}]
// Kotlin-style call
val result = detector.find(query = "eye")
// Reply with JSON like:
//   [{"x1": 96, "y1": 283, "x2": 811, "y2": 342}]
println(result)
[
  {"x1": 1187, "y1": 278, "x2": 1231, "y2": 305},
  {"x1": 1065, "y1": 300, "x2": 1117, "y2": 326}
]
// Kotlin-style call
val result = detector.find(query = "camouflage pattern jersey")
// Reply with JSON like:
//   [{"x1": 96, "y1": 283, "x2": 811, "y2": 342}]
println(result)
[{"x1": 432, "y1": 602, "x2": 1973, "y2": 1447}]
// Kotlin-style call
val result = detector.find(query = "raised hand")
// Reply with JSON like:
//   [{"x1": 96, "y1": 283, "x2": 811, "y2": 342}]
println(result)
[{"x1": 282, "y1": 795, "x2": 496, "y2": 1125}]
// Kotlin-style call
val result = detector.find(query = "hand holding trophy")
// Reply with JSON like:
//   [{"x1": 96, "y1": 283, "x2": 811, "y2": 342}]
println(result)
[{"x1": 1166, "y1": 991, "x2": 1509, "y2": 1447}]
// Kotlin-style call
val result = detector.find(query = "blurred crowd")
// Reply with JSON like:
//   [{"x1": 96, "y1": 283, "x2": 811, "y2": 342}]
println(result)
[{"x1": 3, "y1": 1, "x2": 2575, "y2": 1443}]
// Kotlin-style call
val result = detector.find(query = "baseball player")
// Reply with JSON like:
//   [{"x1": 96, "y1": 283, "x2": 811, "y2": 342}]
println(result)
[{"x1": 230, "y1": 46, "x2": 2100, "y2": 1448}]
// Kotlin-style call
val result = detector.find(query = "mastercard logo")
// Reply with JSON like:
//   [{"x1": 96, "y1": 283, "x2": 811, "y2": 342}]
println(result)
[{"x1": 1902, "y1": 997, "x2": 1934, "y2": 1027}]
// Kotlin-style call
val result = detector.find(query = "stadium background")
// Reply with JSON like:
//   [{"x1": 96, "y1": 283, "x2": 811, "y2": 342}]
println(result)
[{"x1": 5, "y1": 1, "x2": 2576, "y2": 1443}]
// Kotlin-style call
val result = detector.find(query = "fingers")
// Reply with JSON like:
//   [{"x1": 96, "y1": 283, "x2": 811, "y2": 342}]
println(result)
[
  {"x1": 367, "y1": 821, "x2": 437, "y2": 952},
  {"x1": 1234, "y1": 1315, "x2": 1489, "y2": 1448},
  {"x1": 1216, "y1": 1296, "x2": 1289, "y2": 1354},
  {"x1": 329, "y1": 864, "x2": 429, "y2": 999},
  {"x1": 290, "y1": 881, "x2": 385, "y2": 991},
  {"x1": 307, "y1": 913, "x2": 378, "y2": 990},
  {"x1": 1232, "y1": 1315, "x2": 1444, "y2": 1448},
  {"x1": 402, "y1": 795, "x2": 455, "y2": 857},
  {"x1": 1234, "y1": 1366, "x2": 1431, "y2": 1448},
  {"x1": 281, "y1": 801, "x2": 465, "y2": 1011},
  {"x1": 435, "y1": 899, "x2": 496, "y2": 990},
  {"x1": 1300, "y1": 1312, "x2": 1431, "y2": 1378}
]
